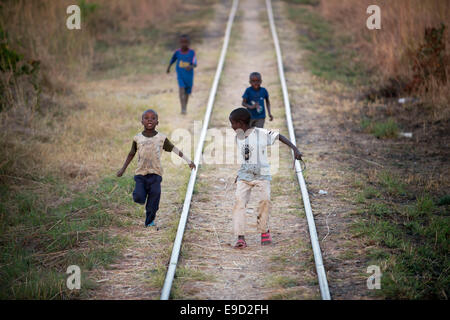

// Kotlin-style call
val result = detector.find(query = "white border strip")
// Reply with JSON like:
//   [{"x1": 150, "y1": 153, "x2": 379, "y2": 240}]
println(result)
[
  {"x1": 265, "y1": 0, "x2": 331, "y2": 300},
  {"x1": 160, "y1": 0, "x2": 240, "y2": 300}
]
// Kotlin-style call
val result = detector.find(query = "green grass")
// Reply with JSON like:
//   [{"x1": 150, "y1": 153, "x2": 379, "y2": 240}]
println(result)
[
  {"x1": 170, "y1": 267, "x2": 215, "y2": 299},
  {"x1": 284, "y1": 3, "x2": 368, "y2": 86},
  {"x1": 437, "y1": 195, "x2": 450, "y2": 206},
  {"x1": 266, "y1": 275, "x2": 299, "y2": 289},
  {"x1": 356, "y1": 185, "x2": 382, "y2": 203},
  {"x1": 351, "y1": 170, "x2": 449, "y2": 299},
  {"x1": 378, "y1": 171, "x2": 406, "y2": 197},
  {"x1": 367, "y1": 202, "x2": 393, "y2": 217},
  {"x1": 284, "y1": 0, "x2": 319, "y2": 5},
  {"x1": 0, "y1": 174, "x2": 133, "y2": 299},
  {"x1": 361, "y1": 118, "x2": 400, "y2": 139}
]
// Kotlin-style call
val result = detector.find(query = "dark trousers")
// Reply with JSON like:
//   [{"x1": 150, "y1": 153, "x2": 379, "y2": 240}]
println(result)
[{"x1": 133, "y1": 174, "x2": 162, "y2": 226}]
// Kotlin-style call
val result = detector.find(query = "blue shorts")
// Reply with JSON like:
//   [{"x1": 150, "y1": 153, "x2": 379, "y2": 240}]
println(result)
[{"x1": 177, "y1": 76, "x2": 193, "y2": 94}]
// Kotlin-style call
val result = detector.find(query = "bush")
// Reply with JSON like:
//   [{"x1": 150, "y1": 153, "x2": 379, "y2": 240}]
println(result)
[{"x1": 0, "y1": 27, "x2": 41, "y2": 112}]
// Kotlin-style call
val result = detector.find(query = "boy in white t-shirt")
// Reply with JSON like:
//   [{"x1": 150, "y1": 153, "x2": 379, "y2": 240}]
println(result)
[{"x1": 229, "y1": 108, "x2": 303, "y2": 249}]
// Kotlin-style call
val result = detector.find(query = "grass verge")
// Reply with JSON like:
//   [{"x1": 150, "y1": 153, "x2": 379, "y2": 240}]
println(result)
[
  {"x1": 352, "y1": 170, "x2": 449, "y2": 299},
  {"x1": 0, "y1": 174, "x2": 135, "y2": 299},
  {"x1": 283, "y1": 1, "x2": 368, "y2": 86}
]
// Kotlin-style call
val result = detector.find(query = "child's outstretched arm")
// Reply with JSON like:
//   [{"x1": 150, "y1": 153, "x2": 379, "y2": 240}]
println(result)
[
  {"x1": 278, "y1": 134, "x2": 302, "y2": 160},
  {"x1": 167, "y1": 52, "x2": 177, "y2": 73},
  {"x1": 172, "y1": 146, "x2": 196, "y2": 170},
  {"x1": 117, "y1": 141, "x2": 137, "y2": 177},
  {"x1": 242, "y1": 98, "x2": 256, "y2": 109}
]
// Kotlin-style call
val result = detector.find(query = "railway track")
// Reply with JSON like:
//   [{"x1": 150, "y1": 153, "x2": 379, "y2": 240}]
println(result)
[{"x1": 160, "y1": 0, "x2": 331, "y2": 300}]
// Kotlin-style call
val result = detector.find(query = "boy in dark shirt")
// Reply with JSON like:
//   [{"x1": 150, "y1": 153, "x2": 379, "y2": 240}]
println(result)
[{"x1": 242, "y1": 72, "x2": 273, "y2": 128}]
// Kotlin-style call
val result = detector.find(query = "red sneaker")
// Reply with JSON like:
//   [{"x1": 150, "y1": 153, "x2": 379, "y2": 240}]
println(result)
[
  {"x1": 261, "y1": 230, "x2": 272, "y2": 245},
  {"x1": 234, "y1": 238, "x2": 247, "y2": 249}
]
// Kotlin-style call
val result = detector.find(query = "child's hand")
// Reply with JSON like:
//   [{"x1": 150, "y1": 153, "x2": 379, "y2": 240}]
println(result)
[
  {"x1": 249, "y1": 102, "x2": 258, "y2": 110},
  {"x1": 117, "y1": 168, "x2": 125, "y2": 177},
  {"x1": 294, "y1": 149, "x2": 303, "y2": 160},
  {"x1": 166, "y1": 67, "x2": 170, "y2": 74},
  {"x1": 189, "y1": 161, "x2": 196, "y2": 170},
  {"x1": 269, "y1": 114, "x2": 274, "y2": 121}
]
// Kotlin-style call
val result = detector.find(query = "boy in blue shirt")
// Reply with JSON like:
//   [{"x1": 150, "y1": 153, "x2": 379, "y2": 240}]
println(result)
[
  {"x1": 242, "y1": 72, "x2": 274, "y2": 128},
  {"x1": 167, "y1": 34, "x2": 197, "y2": 115}
]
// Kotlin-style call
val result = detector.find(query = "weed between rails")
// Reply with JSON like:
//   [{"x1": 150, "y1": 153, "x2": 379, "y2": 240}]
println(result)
[{"x1": 352, "y1": 170, "x2": 449, "y2": 299}]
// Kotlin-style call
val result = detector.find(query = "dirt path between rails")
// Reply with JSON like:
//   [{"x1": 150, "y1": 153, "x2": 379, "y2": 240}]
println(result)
[{"x1": 175, "y1": 0, "x2": 320, "y2": 300}]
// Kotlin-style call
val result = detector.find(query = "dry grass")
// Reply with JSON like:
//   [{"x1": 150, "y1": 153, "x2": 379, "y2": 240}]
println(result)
[
  {"x1": 1, "y1": 1, "x2": 92, "y2": 85},
  {"x1": 94, "y1": 0, "x2": 181, "y2": 30},
  {"x1": 0, "y1": 0, "x2": 180, "y2": 84},
  {"x1": 0, "y1": 0, "x2": 182, "y2": 182},
  {"x1": 318, "y1": 0, "x2": 450, "y2": 111},
  {"x1": 319, "y1": 0, "x2": 449, "y2": 79}
]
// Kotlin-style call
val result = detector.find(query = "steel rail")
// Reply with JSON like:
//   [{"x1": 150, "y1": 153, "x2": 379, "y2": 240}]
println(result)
[
  {"x1": 160, "y1": 0, "x2": 240, "y2": 300},
  {"x1": 265, "y1": 0, "x2": 331, "y2": 300}
]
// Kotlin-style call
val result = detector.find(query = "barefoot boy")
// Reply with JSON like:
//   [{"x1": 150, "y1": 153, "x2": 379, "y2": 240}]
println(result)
[
  {"x1": 229, "y1": 108, "x2": 302, "y2": 248},
  {"x1": 167, "y1": 34, "x2": 197, "y2": 114},
  {"x1": 242, "y1": 72, "x2": 273, "y2": 128},
  {"x1": 117, "y1": 109, "x2": 196, "y2": 227}
]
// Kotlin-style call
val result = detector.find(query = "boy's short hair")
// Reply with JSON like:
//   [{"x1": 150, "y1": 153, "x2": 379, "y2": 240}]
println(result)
[
  {"x1": 249, "y1": 72, "x2": 261, "y2": 80},
  {"x1": 180, "y1": 34, "x2": 190, "y2": 41},
  {"x1": 142, "y1": 109, "x2": 158, "y2": 119},
  {"x1": 229, "y1": 108, "x2": 251, "y2": 125}
]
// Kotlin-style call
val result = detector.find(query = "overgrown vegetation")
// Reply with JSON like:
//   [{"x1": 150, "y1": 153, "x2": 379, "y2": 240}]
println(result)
[
  {"x1": 0, "y1": 26, "x2": 41, "y2": 113},
  {"x1": 284, "y1": 4, "x2": 368, "y2": 86},
  {"x1": 317, "y1": 0, "x2": 449, "y2": 112},
  {"x1": 352, "y1": 171, "x2": 449, "y2": 299},
  {"x1": 283, "y1": 0, "x2": 449, "y2": 133},
  {"x1": 407, "y1": 24, "x2": 448, "y2": 93},
  {"x1": 0, "y1": 175, "x2": 134, "y2": 299}
]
